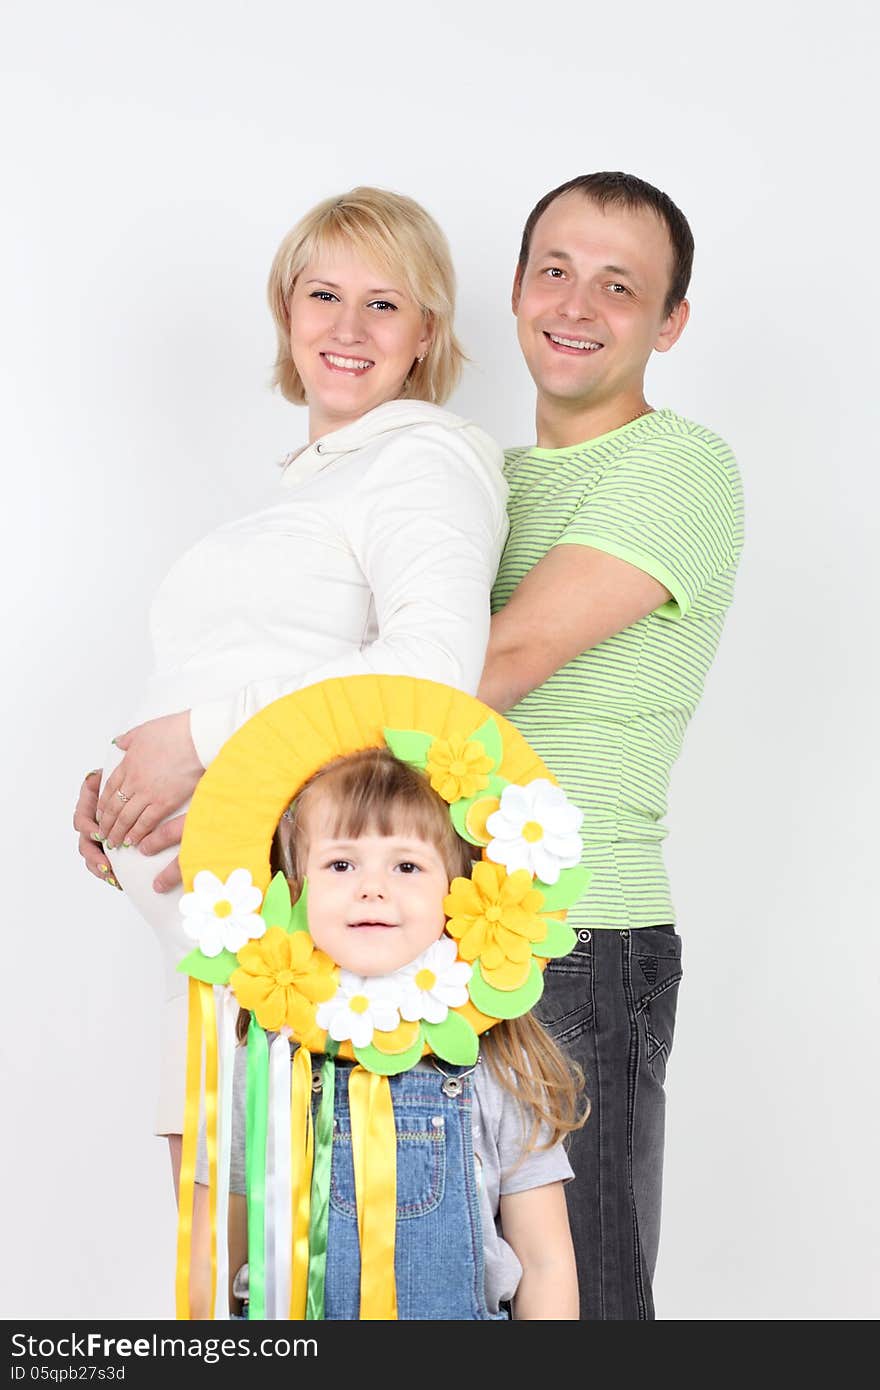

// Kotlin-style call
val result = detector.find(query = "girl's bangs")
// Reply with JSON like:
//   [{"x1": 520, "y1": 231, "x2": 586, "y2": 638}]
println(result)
[{"x1": 288, "y1": 749, "x2": 473, "y2": 880}]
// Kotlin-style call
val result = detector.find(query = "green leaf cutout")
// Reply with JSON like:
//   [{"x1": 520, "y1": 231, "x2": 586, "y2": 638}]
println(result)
[
  {"x1": 382, "y1": 728, "x2": 434, "y2": 769},
  {"x1": 468, "y1": 716, "x2": 504, "y2": 772},
  {"x1": 532, "y1": 919, "x2": 577, "y2": 960},
  {"x1": 353, "y1": 1030, "x2": 425, "y2": 1076},
  {"x1": 449, "y1": 774, "x2": 511, "y2": 845},
  {"x1": 288, "y1": 879, "x2": 310, "y2": 934},
  {"x1": 467, "y1": 959, "x2": 545, "y2": 1019},
  {"x1": 260, "y1": 871, "x2": 291, "y2": 931},
  {"x1": 424, "y1": 1012, "x2": 480, "y2": 1066},
  {"x1": 533, "y1": 865, "x2": 593, "y2": 912},
  {"x1": 177, "y1": 946, "x2": 238, "y2": 985}
]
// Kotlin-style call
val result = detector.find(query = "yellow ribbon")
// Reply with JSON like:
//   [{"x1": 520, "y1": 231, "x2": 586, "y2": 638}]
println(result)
[
  {"x1": 288, "y1": 1046, "x2": 314, "y2": 1319},
  {"x1": 198, "y1": 982, "x2": 219, "y2": 1320},
  {"x1": 175, "y1": 978, "x2": 204, "y2": 1319},
  {"x1": 349, "y1": 1067, "x2": 398, "y2": 1320}
]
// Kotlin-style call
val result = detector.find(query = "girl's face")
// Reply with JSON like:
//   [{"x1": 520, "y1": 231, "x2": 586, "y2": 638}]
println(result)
[
  {"x1": 288, "y1": 245, "x2": 432, "y2": 442},
  {"x1": 300, "y1": 798, "x2": 449, "y2": 977}
]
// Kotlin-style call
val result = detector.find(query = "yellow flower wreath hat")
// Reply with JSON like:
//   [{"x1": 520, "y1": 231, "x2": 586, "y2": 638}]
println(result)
[{"x1": 178, "y1": 673, "x2": 591, "y2": 1072}]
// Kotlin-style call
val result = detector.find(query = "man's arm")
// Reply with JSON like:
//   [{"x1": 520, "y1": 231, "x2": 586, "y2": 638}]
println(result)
[{"x1": 478, "y1": 544, "x2": 671, "y2": 713}]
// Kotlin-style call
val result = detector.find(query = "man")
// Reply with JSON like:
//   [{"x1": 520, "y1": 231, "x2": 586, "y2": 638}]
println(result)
[{"x1": 477, "y1": 172, "x2": 743, "y2": 1320}]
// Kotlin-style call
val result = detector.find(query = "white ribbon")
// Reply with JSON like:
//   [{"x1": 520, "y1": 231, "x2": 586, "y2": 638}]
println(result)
[
  {"x1": 266, "y1": 1028, "x2": 293, "y2": 1319},
  {"x1": 212, "y1": 987, "x2": 238, "y2": 1319}
]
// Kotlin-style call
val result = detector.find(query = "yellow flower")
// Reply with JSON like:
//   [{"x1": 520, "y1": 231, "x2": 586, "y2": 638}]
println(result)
[
  {"x1": 425, "y1": 734, "x2": 494, "y2": 803},
  {"x1": 443, "y1": 861, "x2": 547, "y2": 990},
  {"x1": 372, "y1": 1017, "x2": 423, "y2": 1057},
  {"x1": 464, "y1": 795, "x2": 501, "y2": 845},
  {"x1": 231, "y1": 926, "x2": 338, "y2": 1033}
]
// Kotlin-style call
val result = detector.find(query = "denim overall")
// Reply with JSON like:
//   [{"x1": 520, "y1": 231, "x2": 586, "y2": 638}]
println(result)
[{"x1": 318, "y1": 1060, "x2": 506, "y2": 1321}]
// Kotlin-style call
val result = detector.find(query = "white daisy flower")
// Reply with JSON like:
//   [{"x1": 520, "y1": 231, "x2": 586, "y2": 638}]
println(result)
[
  {"x1": 485, "y1": 779, "x2": 583, "y2": 885},
  {"x1": 316, "y1": 972, "x2": 401, "y2": 1050},
  {"x1": 179, "y1": 868, "x2": 265, "y2": 958},
  {"x1": 398, "y1": 936, "x2": 472, "y2": 1025}
]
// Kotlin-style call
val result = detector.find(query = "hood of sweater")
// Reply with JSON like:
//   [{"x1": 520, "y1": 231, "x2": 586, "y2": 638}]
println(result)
[{"x1": 280, "y1": 399, "x2": 499, "y2": 489}]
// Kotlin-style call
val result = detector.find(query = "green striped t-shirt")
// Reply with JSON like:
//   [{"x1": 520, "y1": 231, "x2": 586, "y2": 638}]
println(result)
[{"x1": 492, "y1": 407, "x2": 744, "y2": 930}]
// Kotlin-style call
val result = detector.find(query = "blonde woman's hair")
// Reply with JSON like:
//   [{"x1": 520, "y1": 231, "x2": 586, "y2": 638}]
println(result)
[
  {"x1": 261, "y1": 747, "x2": 589, "y2": 1151},
  {"x1": 267, "y1": 187, "x2": 465, "y2": 407}
]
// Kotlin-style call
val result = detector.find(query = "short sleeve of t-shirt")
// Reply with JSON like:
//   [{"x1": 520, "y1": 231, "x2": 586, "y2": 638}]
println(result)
[
  {"x1": 556, "y1": 430, "x2": 741, "y2": 619},
  {"x1": 477, "y1": 1068, "x2": 574, "y2": 1196}
]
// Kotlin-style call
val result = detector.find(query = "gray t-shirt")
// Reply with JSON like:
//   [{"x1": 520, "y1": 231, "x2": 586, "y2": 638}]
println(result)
[{"x1": 197, "y1": 1045, "x2": 573, "y2": 1314}]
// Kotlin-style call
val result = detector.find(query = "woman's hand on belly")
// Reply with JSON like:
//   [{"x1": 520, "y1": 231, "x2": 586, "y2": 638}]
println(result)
[
  {"x1": 74, "y1": 769, "x2": 121, "y2": 889},
  {"x1": 97, "y1": 711, "x2": 204, "y2": 849}
]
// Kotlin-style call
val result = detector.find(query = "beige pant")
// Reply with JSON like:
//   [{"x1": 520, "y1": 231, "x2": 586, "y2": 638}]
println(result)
[{"x1": 103, "y1": 746, "x2": 191, "y2": 1135}]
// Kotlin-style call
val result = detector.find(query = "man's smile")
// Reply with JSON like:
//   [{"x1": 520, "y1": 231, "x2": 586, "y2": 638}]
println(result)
[{"x1": 544, "y1": 331, "x2": 603, "y2": 353}]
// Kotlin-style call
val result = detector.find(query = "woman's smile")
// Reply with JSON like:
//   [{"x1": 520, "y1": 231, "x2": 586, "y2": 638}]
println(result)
[{"x1": 320, "y1": 351, "x2": 375, "y2": 374}]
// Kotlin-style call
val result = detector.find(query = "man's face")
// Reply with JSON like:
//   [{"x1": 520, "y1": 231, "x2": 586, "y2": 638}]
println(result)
[{"x1": 513, "y1": 192, "x2": 687, "y2": 413}]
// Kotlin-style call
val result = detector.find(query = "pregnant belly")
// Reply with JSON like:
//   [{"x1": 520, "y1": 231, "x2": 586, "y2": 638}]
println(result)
[{"x1": 101, "y1": 742, "x2": 192, "y2": 987}]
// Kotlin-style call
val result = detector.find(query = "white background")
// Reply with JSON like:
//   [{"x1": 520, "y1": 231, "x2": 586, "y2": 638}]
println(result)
[{"x1": 3, "y1": 0, "x2": 877, "y2": 1320}]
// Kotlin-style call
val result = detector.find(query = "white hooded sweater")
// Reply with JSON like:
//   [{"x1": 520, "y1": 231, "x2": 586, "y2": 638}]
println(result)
[{"x1": 135, "y1": 400, "x2": 508, "y2": 767}]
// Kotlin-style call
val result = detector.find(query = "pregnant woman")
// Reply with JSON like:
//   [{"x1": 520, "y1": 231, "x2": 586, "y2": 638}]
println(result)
[{"x1": 74, "y1": 187, "x2": 508, "y2": 1188}]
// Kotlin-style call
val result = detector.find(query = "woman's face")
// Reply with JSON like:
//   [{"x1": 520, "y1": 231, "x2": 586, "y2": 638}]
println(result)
[{"x1": 288, "y1": 245, "x2": 432, "y2": 440}]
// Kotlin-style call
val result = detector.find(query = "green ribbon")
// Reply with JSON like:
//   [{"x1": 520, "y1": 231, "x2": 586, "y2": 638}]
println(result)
[
  {"x1": 306, "y1": 1043, "x2": 337, "y2": 1320},
  {"x1": 245, "y1": 1015, "x2": 269, "y2": 1321}
]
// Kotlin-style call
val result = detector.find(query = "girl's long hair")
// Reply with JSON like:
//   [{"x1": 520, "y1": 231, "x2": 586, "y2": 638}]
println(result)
[
  {"x1": 482, "y1": 1013, "x2": 589, "y2": 1159},
  {"x1": 239, "y1": 746, "x2": 590, "y2": 1150}
]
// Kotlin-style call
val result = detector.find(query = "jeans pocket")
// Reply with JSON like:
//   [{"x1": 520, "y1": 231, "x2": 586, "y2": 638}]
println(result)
[
  {"x1": 632, "y1": 929, "x2": 683, "y2": 1084},
  {"x1": 329, "y1": 1116, "x2": 447, "y2": 1221},
  {"x1": 535, "y1": 931, "x2": 594, "y2": 1044}
]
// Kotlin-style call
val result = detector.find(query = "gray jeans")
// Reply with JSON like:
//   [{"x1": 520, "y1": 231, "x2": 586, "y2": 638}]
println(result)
[{"x1": 536, "y1": 924, "x2": 683, "y2": 1321}]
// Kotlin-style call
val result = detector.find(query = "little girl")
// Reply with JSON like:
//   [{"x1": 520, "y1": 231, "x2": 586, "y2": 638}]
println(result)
[{"x1": 190, "y1": 746, "x2": 586, "y2": 1320}]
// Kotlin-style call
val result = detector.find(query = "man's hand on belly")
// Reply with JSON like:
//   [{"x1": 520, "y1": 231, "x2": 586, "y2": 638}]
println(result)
[{"x1": 139, "y1": 814, "x2": 185, "y2": 893}]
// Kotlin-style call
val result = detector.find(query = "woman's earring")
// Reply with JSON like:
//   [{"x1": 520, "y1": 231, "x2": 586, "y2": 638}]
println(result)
[{"x1": 417, "y1": 353, "x2": 426, "y2": 363}]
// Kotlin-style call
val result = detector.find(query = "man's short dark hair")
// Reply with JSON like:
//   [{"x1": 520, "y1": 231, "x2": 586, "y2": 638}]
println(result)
[{"x1": 517, "y1": 172, "x2": 694, "y2": 317}]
